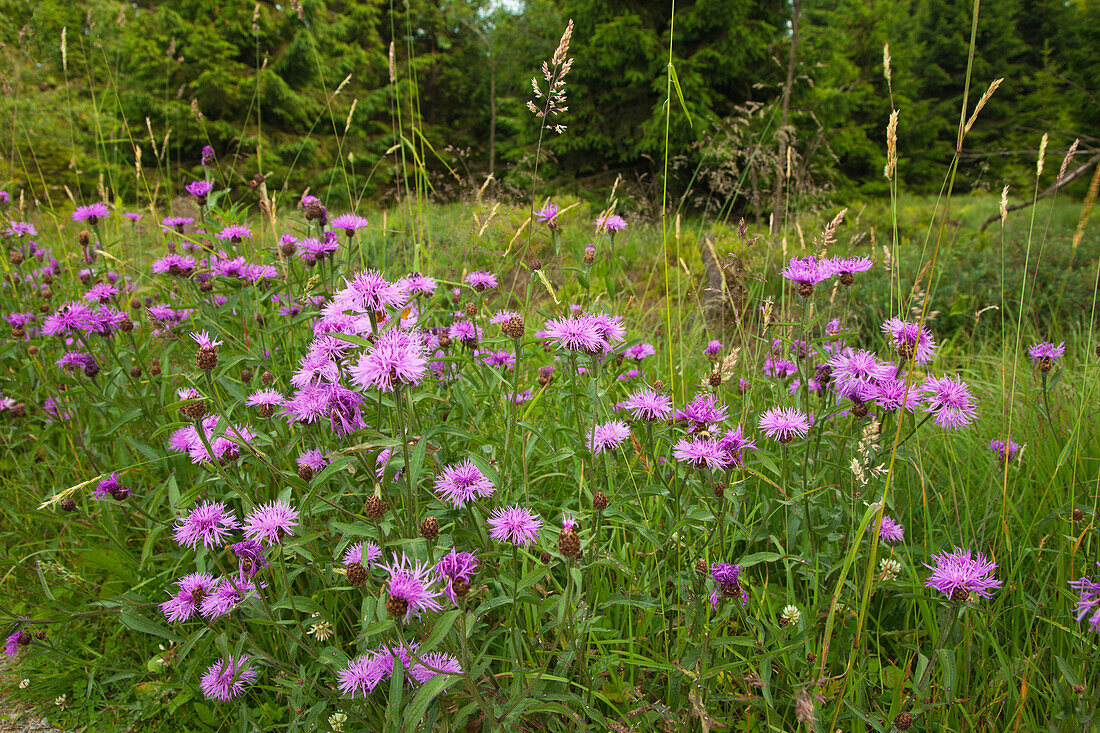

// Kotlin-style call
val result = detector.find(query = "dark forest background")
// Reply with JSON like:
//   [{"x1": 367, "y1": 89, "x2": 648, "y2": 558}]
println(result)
[{"x1": 1, "y1": 0, "x2": 1097, "y2": 216}]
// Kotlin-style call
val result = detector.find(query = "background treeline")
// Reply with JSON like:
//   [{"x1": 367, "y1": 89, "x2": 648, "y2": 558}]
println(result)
[{"x1": 0, "y1": 0, "x2": 1097, "y2": 213}]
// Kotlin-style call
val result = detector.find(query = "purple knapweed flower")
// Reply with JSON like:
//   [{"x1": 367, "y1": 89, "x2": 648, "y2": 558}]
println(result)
[
  {"x1": 924, "y1": 548, "x2": 1001, "y2": 601},
  {"x1": 330, "y1": 213, "x2": 369, "y2": 237},
  {"x1": 588, "y1": 420, "x2": 630, "y2": 454},
  {"x1": 675, "y1": 393, "x2": 728, "y2": 431},
  {"x1": 882, "y1": 318, "x2": 937, "y2": 365},
  {"x1": 622, "y1": 342, "x2": 656, "y2": 361},
  {"x1": 174, "y1": 501, "x2": 240, "y2": 549},
  {"x1": 243, "y1": 501, "x2": 299, "y2": 546},
  {"x1": 758, "y1": 407, "x2": 811, "y2": 443},
  {"x1": 1028, "y1": 340, "x2": 1066, "y2": 372},
  {"x1": 201, "y1": 145, "x2": 216, "y2": 166},
  {"x1": 185, "y1": 180, "x2": 213, "y2": 198},
  {"x1": 215, "y1": 224, "x2": 252, "y2": 243},
  {"x1": 487, "y1": 505, "x2": 542, "y2": 546},
  {"x1": 1070, "y1": 566, "x2": 1100, "y2": 633},
  {"x1": 542, "y1": 314, "x2": 605, "y2": 353},
  {"x1": 344, "y1": 541, "x2": 382, "y2": 568},
  {"x1": 918, "y1": 374, "x2": 977, "y2": 430},
  {"x1": 596, "y1": 214, "x2": 627, "y2": 232},
  {"x1": 435, "y1": 549, "x2": 479, "y2": 605},
  {"x1": 4, "y1": 630, "x2": 28, "y2": 659},
  {"x1": 704, "y1": 340, "x2": 722, "y2": 358},
  {"x1": 878, "y1": 515, "x2": 904, "y2": 543},
  {"x1": 620, "y1": 387, "x2": 673, "y2": 421},
  {"x1": 298, "y1": 449, "x2": 329, "y2": 473},
  {"x1": 709, "y1": 562, "x2": 747, "y2": 607},
  {"x1": 348, "y1": 328, "x2": 427, "y2": 392},
  {"x1": 337, "y1": 651, "x2": 392, "y2": 696},
  {"x1": 93, "y1": 472, "x2": 130, "y2": 500},
  {"x1": 434, "y1": 460, "x2": 495, "y2": 508},
  {"x1": 534, "y1": 202, "x2": 558, "y2": 224},
  {"x1": 989, "y1": 438, "x2": 1022, "y2": 463},
  {"x1": 408, "y1": 651, "x2": 462, "y2": 685},
  {"x1": 332, "y1": 270, "x2": 409, "y2": 315},
  {"x1": 200, "y1": 654, "x2": 258, "y2": 701},
  {"x1": 231, "y1": 539, "x2": 268, "y2": 577},
  {"x1": 717, "y1": 425, "x2": 757, "y2": 466},
  {"x1": 73, "y1": 203, "x2": 109, "y2": 225},
  {"x1": 781, "y1": 256, "x2": 831, "y2": 295},
  {"x1": 465, "y1": 271, "x2": 498, "y2": 292},
  {"x1": 199, "y1": 575, "x2": 257, "y2": 619},
  {"x1": 381, "y1": 553, "x2": 444, "y2": 622},
  {"x1": 673, "y1": 436, "x2": 728, "y2": 469},
  {"x1": 160, "y1": 573, "x2": 217, "y2": 622}
]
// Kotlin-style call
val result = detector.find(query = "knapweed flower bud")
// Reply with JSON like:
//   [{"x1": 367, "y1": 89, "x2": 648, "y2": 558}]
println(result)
[
  {"x1": 297, "y1": 465, "x2": 314, "y2": 482},
  {"x1": 464, "y1": 301, "x2": 478, "y2": 318},
  {"x1": 502, "y1": 315, "x2": 525, "y2": 340},
  {"x1": 241, "y1": 368, "x2": 253, "y2": 383},
  {"x1": 279, "y1": 238, "x2": 297, "y2": 257},
  {"x1": 198, "y1": 280, "x2": 213, "y2": 293},
  {"x1": 419, "y1": 516, "x2": 439, "y2": 540},
  {"x1": 583, "y1": 244, "x2": 595, "y2": 265},
  {"x1": 708, "y1": 370, "x2": 722, "y2": 387},
  {"x1": 11, "y1": 326, "x2": 25, "y2": 339},
  {"x1": 130, "y1": 297, "x2": 141, "y2": 310},
  {"x1": 78, "y1": 230, "x2": 91, "y2": 248},
  {"x1": 539, "y1": 551, "x2": 552, "y2": 564},
  {"x1": 149, "y1": 361, "x2": 162, "y2": 377},
  {"x1": 592, "y1": 491, "x2": 608, "y2": 512},
  {"x1": 893, "y1": 712, "x2": 913, "y2": 731},
  {"x1": 260, "y1": 370, "x2": 274, "y2": 386},
  {"x1": 558, "y1": 528, "x2": 581, "y2": 559},
  {"x1": 1073, "y1": 508, "x2": 1085, "y2": 522},
  {"x1": 9, "y1": 250, "x2": 23, "y2": 267},
  {"x1": 531, "y1": 259, "x2": 542, "y2": 272},
  {"x1": 364, "y1": 495, "x2": 387, "y2": 520},
  {"x1": 714, "y1": 481, "x2": 725, "y2": 498},
  {"x1": 694, "y1": 558, "x2": 708, "y2": 575},
  {"x1": 192, "y1": 331, "x2": 221, "y2": 372},
  {"x1": 130, "y1": 366, "x2": 142, "y2": 379},
  {"x1": 119, "y1": 317, "x2": 133, "y2": 333},
  {"x1": 27, "y1": 346, "x2": 39, "y2": 357},
  {"x1": 59, "y1": 497, "x2": 77, "y2": 512}
]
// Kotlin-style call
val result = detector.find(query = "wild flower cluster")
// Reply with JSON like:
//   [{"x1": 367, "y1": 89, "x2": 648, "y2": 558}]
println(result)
[{"x1": 0, "y1": 165, "x2": 1090, "y2": 730}]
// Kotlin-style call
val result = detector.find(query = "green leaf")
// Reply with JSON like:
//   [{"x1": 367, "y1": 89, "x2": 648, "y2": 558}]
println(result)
[
  {"x1": 402, "y1": 674, "x2": 459, "y2": 732},
  {"x1": 119, "y1": 609, "x2": 183, "y2": 643}
]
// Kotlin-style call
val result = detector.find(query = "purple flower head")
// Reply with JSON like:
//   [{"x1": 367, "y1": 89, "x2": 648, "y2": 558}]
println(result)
[
  {"x1": 199, "y1": 575, "x2": 257, "y2": 619},
  {"x1": 332, "y1": 270, "x2": 409, "y2": 315},
  {"x1": 381, "y1": 553, "x2": 444, "y2": 622},
  {"x1": 825, "y1": 255, "x2": 873, "y2": 281},
  {"x1": 989, "y1": 438, "x2": 1022, "y2": 463},
  {"x1": 398, "y1": 273, "x2": 437, "y2": 296},
  {"x1": 191, "y1": 330, "x2": 222, "y2": 349},
  {"x1": 231, "y1": 539, "x2": 268, "y2": 577},
  {"x1": 828, "y1": 348, "x2": 895, "y2": 394},
  {"x1": 1070, "y1": 567, "x2": 1100, "y2": 632},
  {"x1": 185, "y1": 180, "x2": 213, "y2": 198},
  {"x1": 882, "y1": 318, "x2": 937, "y2": 365},
  {"x1": 620, "y1": 387, "x2": 673, "y2": 421},
  {"x1": 42, "y1": 301, "x2": 96, "y2": 337},
  {"x1": 348, "y1": 328, "x2": 427, "y2": 393},
  {"x1": 918, "y1": 374, "x2": 977, "y2": 430},
  {"x1": 152, "y1": 253, "x2": 197, "y2": 276},
  {"x1": 717, "y1": 425, "x2": 757, "y2": 466},
  {"x1": 763, "y1": 355, "x2": 798, "y2": 378},
  {"x1": 344, "y1": 541, "x2": 382, "y2": 568},
  {"x1": 623, "y1": 342, "x2": 656, "y2": 361},
  {"x1": 487, "y1": 505, "x2": 542, "y2": 546},
  {"x1": 73, "y1": 203, "x2": 110, "y2": 224},
  {"x1": 596, "y1": 214, "x2": 627, "y2": 232},
  {"x1": 298, "y1": 449, "x2": 329, "y2": 473},
  {"x1": 330, "y1": 213, "x2": 369, "y2": 236},
  {"x1": 878, "y1": 515, "x2": 904, "y2": 543},
  {"x1": 201, "y1": 145, "x2": 216, "y2": 166},
  {"x1": 4, "y1": 630, "x2": 27, "y2": 659},
  {"x1": 781, "y1": 256, "x2": 831, "y2": 293},
  {"x1": 160, "y1": 572, "x2": 217, "y2": 623},
  {"x1": 174, "y1": 501, "x2": 239, "y2": 549},
  {"x1": 435, "y1": 549, "x2": 479, "y2": 605},
  {"x1": 673, "y1": 436, "x2": 728, "y2": 469},
  {"x1": 215, "y1": 225, "x2": 252, "y2": 243},
  {"x1": 5, "y1": 221, "x2": 36, "y2": 237},
  {"x1": 871, "y1": 377, "x2": 921, "y2": 412},
  {"x1": 200, "y1": 654, "x2": 258, "y2": 701},
  {"x1": 543, "y1": 314, "x2": 605, "y2": 353},
  {"x1": 675, "y1": 393, "x2": 728, "y2": 432},
  {"x1": 162, "y1": 215, "x2": 195, "y2": 233},
  {"x1": 1028, "y1": 340, "x2": 1066, "y2": 368},
  {"x1": 924, "y1": 548, "x2": 1001, "y2": 600},
  {"x1": 465, "y1": 271, "x2": 498, "y2": 292},
  {"x1": 243, "y1": 501, "x2": 299, "y2": 546},
  {"x1": 245, "y1": 388, "x2": 284, "y2": 411},
  {"x1": 534, "y1": 202, "x2": 559, "y2": 223},
  {"x1": 298, "y1": 236, "x2": 339, "y2": 264},
  {"x1": 409, "y1": 651, "x2": 462, "y2": 686},
  {"x1": 704, "y1": 340, "x2": 722, "y2": 357},
  {"x1": 434, "y1": 460, "x2": 495, "y2": 508},
  {"x1": 338, "y1": 652, "x2": 392, "y2": 697},
  {"x1": 93, "y1": 472, "x2": 130, "y2": 500},
  {"x1": 448, "y1": 319, "x2": 480, "y2": 345},
  {"x1": 710, "y1": 562, "x2": 747, "y2": 606},
  {"x1": 588, "y1": 420, "x2": 630, "y2": 454},
  {"x1": 758, "y1": 407, "x2": 812, "y2": 443}
]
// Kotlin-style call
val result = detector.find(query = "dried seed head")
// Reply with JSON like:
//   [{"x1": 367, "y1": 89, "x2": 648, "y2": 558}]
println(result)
[
  {"x1": 297, "y1": 465, "x2": 314, "y2": 482},
  {"x1": 893, "y1": 712, "x2": 913, "y2": 731},
  {"x1": 242, "y1": 368, "x2": 253, "y2": 383},
  {"x1": 592, "y1": 491, "x2": 608, "y2": 512},
  {"x1": 464, "y1": 301, "x2": 478, "y2": 318},
  {"x1": 419, "y1": 516, "x2": 439, "y2": 540},
  {"x1": 78, "y1": 230, "x2": 91, "y2": 248},
  {"x1": 364, "y1": 495, "x2": 387, "y2": 520},
  {"x1": 149, "y1": 361, "x2": 162, "y2": 377},
  {"x1": 27, "y1": 345, "x2": 39, "y2": 357},
  {"x1": 59, "y1": 497, "x2": 77, "y2": 512},
  {"x1": 714, "y1": 481, "x2": 725, "y2": 498},
  {"x1": 539, "y1": 551, "x2": 552, "y2": 565},
  {"x1": 129, "y1": 365, "x2": 142, "y2": 379},
  {"x1": 346, "y1": 561, "x2": 368, "y2": 587},
  {"x1": 558, "y1": 528, "x2": 581, "y2": 559},
  {"x1": 708, "y1": 370, "x2": 722, "y2": 387},
  {"x1": 1073, "y1": 684, "x2": 1085, "y2": 695},
  {"x1": 502, "y1": 315, "x2": 525, "y2": 339},
  {"x1": 1073, "y1": 508, "x2": 1085, "y2": 522},
  {"x1": 261, "y1": 370, "x2": 274, "y2": 385}
]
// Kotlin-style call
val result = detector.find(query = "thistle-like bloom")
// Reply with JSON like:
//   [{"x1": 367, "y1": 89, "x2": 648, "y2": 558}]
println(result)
[
  {"x1": 487, "y1": 505, "x2": 542, "y2": 546},
  {"x1": 215, "y1": 224, "x2": 252, "y2": 242},
  {"x1": 162, "y1": 216, "x2": 195, "y2": 233},
  {"x1": 588, "y1": 420, "x2": 630, "y2": 454},
  {"x1": 465, "y1": 271, "x2": 498, "y2": 291},
  {"x1": 622, "y1": 342, "x2": 656, "y2": 360},
  {"x1": 348, "y1": 328, "x2": 427, "y2": 392},
  {"x1": 174, "y1": 501, "x2": 239, "y2": 549},
  {"x1": 42, "y1": 301, "x2": 97, "y2": 336},
  {"x1": 675, "y1": 393, "x2": 728, "y2": 431},
  {"x1": 200, "y1": 654, "x2": 258, "y2": 701},
  {"x1": 924, "y1": 548, "x2": 1001, "y2": 600},
  {"x1": 878, "y1": 515, "x2": 904, "y2": 543},
  {"x1": 673, "y1": 436, "x2": 728, "y2": 469},
  {"x1": 824, "y1": 255, "x2": 873, "y2": 278},
  {"x1": 191, "y1": 330, "x2": 223, "y2": 349},
  {"x1": 434, "y1": 460, "x2": 495, "y2": 508},
  {"x1": 870, "y1": 377, "x2": 921, "y2": 412},
  {"x1": 5, "y1": 221, "x2": 36, "y2": 237},
  {"x1": 828, "y1": 348, "x2": 895, "y2": 394},
  {"x1": 160, "y1": 572, "x2": 217, "y2": 622},
  {"x1": 596, "y1": 214, "x2": 627, "y2": 232},
  {"x1": 245, "y1": 389, "x2": 284, "y2": 414},
  {"x1": 534, "y1": 202, "x2": 558, "y2": 223},
  {"x1": 93, "y1": 473, "x2": 130, "y2": 500},
  {"x1": 185, "y1": 180, "x2": 213, "y2": 198},
  {"x1": 408, "y1": 651, "x2": 462, "y2": 685},
  {"x1": 83, "y1": 283, "x2": 119, "y2": 304},
  {"x1": 478, "y1": 349, "x2": 515, "y2": 369},
  {"x1": 781, "y1": 256, "x2": 831, "y2": 294},
  {"x1": 435, "y1": 549, "x2": 479, "y2": 605},
  {"x1": 620, "y1": 387, "x2": 673, "y2": 421},
  {"x1": 542, "y1": 314, "x2": 605, "y2": 353},
  {"x1": 381, "y1": 553, "x2": 444, "y2": 622},
  {"x1": 399, "y1": 273, "x2": 438, "y2": 296},
  {"x1": 918, "y1": 374, "x2": 977, "y2": 430},
  {"x1": 1028, "y1": 340, "x2": 1066, "y2": 370},
  {"x1": 199, "y1": 575, "x2": 257, "y2": 619},
  {"x1": 152, "y1": 253, "x2": 197, "y2": 275},
  {"x1": 343, "y1": 541, "x2": 382, "y2": 567},
  {"x1": 4, "y1": 630, "x2": 27, "y2": 658},
  {"x1": 717, "y1": 425, "x2": 757, "y2": 466},
  {"x1": 989, "y1": 438, "x2": 1022, "y2": 463},
  {"x1": 201, "y1": 145, "x2": 216, "y2": 166},
  {"x1": 231, "y1": 539, "x2": 268, "y2": 577},
  {"x1": 298, "y1": 235, "x2": 339, "y2": 264},
  {"x1": 298, "y1": 449, "x2": 329, "y2": 473},
  {"x1": 758, "y1": 407, "x2": 811, "y2": 443},
  {"x1": 704, "y1": 339, "x2": 722, "y2": 357},
  {"x1": 329, "y1": 213, "x2": 369, "y2": 236},
  {"x1": 337, "y1": 652, "x2": 392, "y2": 697},
  {"x1": 73, "y1": 202, "x2": 110, "y2": 224},
  {"x1": 243, "y1": 501, "x2": 299, "y2": 546},
  {"x1": 882, "y1": 318, "x2": 937, "y2": 365},
  {"x1": 1070, "y1": 567, "x2": 1100, "y2": 632},
  {"x1": 332, "y1": 270, "x2": 409, "y2": 315},
  {"x1": 709, "y1": 562, "x2": 747, "y2": 607}
]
